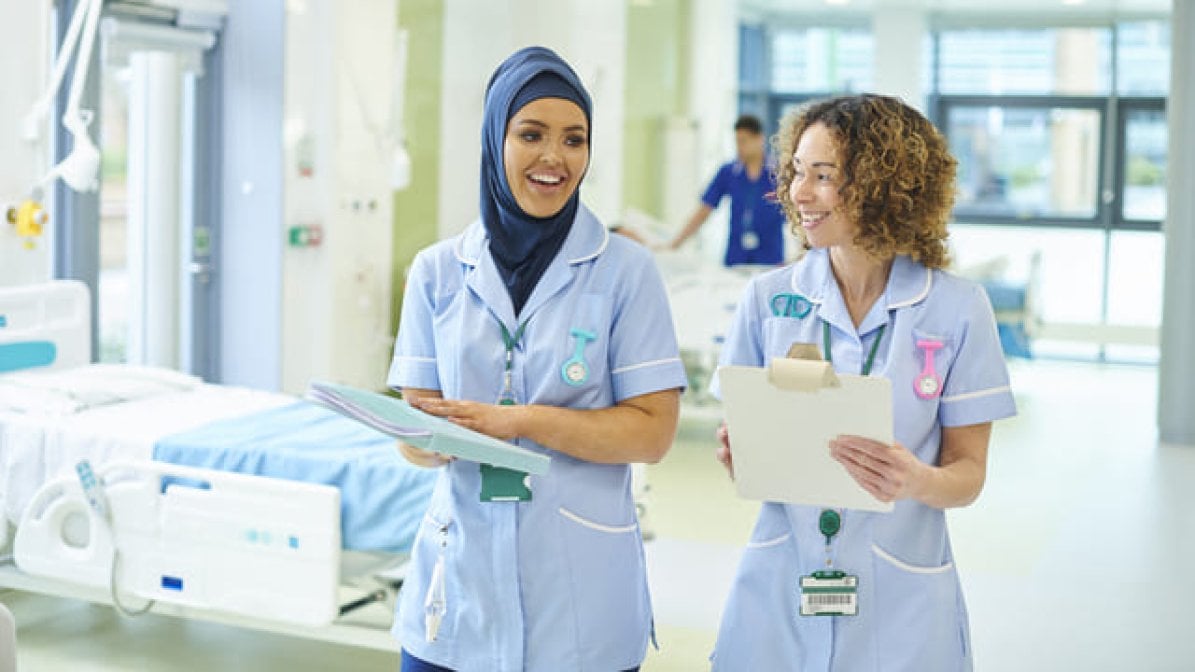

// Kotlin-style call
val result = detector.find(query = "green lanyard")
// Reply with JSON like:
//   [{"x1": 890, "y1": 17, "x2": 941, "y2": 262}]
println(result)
[
  {"x1": 822, "y1": 320, "x2": 886, "y2": 376},
  {"x1": 819, "y1": 319, "x2": 886, "y2": 563},
  {"x1": 497, "y1": 319, "x2": 529, "y2": 406}
]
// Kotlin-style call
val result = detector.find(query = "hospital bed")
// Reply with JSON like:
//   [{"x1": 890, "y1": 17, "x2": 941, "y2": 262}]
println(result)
[
  {"x1": 0, "y1": 280, "x2": 437, "y2": 651},
  {"x1": 656, "y1": 251, "x2": 753, "y2": 412}
]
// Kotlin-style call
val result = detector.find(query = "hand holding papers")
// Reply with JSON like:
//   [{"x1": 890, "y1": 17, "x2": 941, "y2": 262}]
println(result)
[
  {"x1": 306, "y1": 381, "x2": 550, "y2": 476},
  {"x1": 717, "y1": 356, "x2": 894, "y2": 512}
]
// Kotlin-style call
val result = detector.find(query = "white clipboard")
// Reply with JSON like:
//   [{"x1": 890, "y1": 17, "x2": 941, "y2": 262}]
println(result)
[{"x1": 717, "y1": 356, "x2": 894, "y2": 512}]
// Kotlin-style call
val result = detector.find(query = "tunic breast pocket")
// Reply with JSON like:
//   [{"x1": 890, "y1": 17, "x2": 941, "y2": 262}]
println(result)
[
  {"x1": 536, "y1": 293, "x2": 611, "y2": 407},
  {"x1": 908, "y1": 328, "x2": 956, "y2": 403},
  {"x1": 762, "y1": 317, "x2": 819, "y2": 359}
]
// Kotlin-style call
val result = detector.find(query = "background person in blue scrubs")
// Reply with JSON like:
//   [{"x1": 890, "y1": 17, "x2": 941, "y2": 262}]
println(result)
[
  {"x1": 711, "y1": 95, "x2": 1017, "y2": 671},
  {"x1": 388, "y1": 47, "x2": 687, "y2": 672},
  {"x1": 665, "y1": 115, "x2": 787, "y2": 266}
]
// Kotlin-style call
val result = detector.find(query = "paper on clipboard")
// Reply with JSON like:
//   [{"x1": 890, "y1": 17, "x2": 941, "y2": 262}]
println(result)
[
  {"x1": 305, "y1": 380, "x2": 550, "y2": 476},
  {"x1": 718, "y1": 357, "x2": 894, "y2": 512}
]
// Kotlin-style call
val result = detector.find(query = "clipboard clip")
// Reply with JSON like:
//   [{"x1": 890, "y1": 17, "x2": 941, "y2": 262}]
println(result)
[{"x1": 768, "y1": 341, "x2": 840, "y2": 392}]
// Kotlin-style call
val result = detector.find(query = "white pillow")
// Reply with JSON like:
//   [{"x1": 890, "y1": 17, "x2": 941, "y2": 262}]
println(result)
[{"x1": 0, "y1": 364, "x2": 202, "y2": 415}]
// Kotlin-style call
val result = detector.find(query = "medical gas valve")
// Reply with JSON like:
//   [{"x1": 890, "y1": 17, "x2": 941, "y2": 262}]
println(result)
[{"x1": 5, "y1": 199, "x2": 48, "y2": 250}]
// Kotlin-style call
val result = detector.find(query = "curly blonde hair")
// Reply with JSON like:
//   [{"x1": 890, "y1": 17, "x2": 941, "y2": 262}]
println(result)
[{"x1": 772, "y1": 94, "x2": 957, "y2": 269}]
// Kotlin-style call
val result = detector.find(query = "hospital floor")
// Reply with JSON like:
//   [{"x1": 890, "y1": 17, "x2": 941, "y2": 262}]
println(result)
[{"x1": 5, "y1": 359, "x2": 1195, "y2": 671}]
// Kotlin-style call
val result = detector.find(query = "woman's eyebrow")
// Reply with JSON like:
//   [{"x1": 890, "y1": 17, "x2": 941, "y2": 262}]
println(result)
[
  {"x1": 512, "y1": 119, "x2": 587, "y2": 134},
  {"x1": 794, "y1": 157, "x2": 838, "y2": 168}
]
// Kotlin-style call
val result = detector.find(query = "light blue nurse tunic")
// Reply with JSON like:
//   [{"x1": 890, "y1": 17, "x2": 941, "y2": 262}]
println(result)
[
  {"x1": 387, "y1": 205, "x2": 688, "y2": 672},
  {"x1": 710, "y1": 248, "x2": 1016, "y2": 671}
]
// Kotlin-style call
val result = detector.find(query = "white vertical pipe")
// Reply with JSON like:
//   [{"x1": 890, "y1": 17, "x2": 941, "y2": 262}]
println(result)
[
  {"x1": 1158, "y1": 0, "x2": 1195, "y2": 446},
  {"x1": 688, "y1": 0, "x2": 738, "y2": 262},
  {"x1": 127, "y1": 51, "x2": 181, "y2": 367}
]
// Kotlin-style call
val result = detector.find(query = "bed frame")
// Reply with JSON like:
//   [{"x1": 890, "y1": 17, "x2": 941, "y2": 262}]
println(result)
[{"x1": 0, "y1": 281, "x2": 401, "y2": 652}]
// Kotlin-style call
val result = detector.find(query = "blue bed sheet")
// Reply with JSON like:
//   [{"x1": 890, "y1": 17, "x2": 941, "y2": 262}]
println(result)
[{"x1": 153, "y1": 401, "x2": 438, "y2": 554}]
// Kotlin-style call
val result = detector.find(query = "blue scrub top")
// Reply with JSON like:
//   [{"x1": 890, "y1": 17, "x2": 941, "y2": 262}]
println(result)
[
  {"x1": 710, "y1": 248, "x2": 1016, "y2": 672},
  {"x1": 388, "y1": 205, "x2": 688, "y2": 672},
  {"x1": 701, "y1": 160, "x2": 787, "y2": 267}
]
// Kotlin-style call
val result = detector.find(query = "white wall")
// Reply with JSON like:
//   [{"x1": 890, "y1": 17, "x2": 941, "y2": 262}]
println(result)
[
  {"x1": 436, "y1": 0, "x2": 628, "y2": 238},
  {"x1": 0, "y1": 1, "x2": 53, "y2": 286},
  {"x1": 280, "y1": 0, "x2": 398, "y2": 393},
  {"x1": 1158, "y1": 0, "x2": 1195, "y2": 444},
  {"x1": 872, "y1": 5, "x2": 927, "y2": 109},
  {"x1": 687, "y1": 0, "x2": 740, "y2": 262}
]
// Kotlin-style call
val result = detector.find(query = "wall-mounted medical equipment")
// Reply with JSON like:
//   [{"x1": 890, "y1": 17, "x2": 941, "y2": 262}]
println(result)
[
  {"x1": 24, "y1": 0, "x2": 104, "y2": 193},
  {"x1": 3, "y1": 199, "x2": 48, "y2": 250},
  {"x1": 15, "y1": 460, "x2": 342, "y2": 627}
]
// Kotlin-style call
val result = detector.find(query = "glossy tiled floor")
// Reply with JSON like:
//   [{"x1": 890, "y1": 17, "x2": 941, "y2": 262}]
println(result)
[{"x1": 5, "y1": 360, "x2": 1194, "y2": 671}]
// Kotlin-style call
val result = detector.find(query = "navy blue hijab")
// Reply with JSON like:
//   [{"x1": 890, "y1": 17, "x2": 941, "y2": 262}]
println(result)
[{"x1": 481, "y1": 47, "x2": 592, "y2": 316}]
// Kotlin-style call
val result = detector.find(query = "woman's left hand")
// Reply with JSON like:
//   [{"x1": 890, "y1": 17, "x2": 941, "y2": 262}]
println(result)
[
  {"x1": 829, "y1": 435, "x2": 929, "y2": 503},
  {"x1": 410, "y1": 397, "x2": 525, "y2": 441}
]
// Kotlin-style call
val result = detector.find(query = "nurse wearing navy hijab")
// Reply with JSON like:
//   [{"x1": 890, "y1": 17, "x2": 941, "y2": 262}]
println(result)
[{"x1": 387, "y1": 47, "x2": 687, "y2": 672}]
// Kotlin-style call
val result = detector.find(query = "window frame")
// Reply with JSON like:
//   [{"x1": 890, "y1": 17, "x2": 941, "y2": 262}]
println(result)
[
  {"x1": 1112, "y1": 96, "x2": 1166, "y2": 232},
  {"x1": 931, "y1": 94, "x2": 1111, "y2": 229}
]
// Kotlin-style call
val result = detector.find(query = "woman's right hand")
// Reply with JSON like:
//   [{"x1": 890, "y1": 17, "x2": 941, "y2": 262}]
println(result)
[{"x1": 715, "y1": 421, "x2": 734, "y2": 479}]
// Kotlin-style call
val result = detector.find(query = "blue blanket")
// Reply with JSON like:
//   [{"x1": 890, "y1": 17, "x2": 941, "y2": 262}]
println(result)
[{"x1": 153, "y1": 401, "x2": 438, "y2": 554}]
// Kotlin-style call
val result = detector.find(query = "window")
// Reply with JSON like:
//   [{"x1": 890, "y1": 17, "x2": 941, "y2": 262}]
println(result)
[
  {"x1": 1116, "y1": 21, "x2": 1170, "y2": 96},
  {"x1": 738, "y1": 24, "x2": 874, "y2": 135},
  {"x1": 932, "y1": 20, "x2": 1169, "y2": 361},
  {"x1": 944, "y1": 102, "x2": 1102, "y2": 222},
  {"x1": 770, "y1": 27, "x2": 873, "y2": 94},
  {"x1": 1119, "y1": 103, "x2": 1167, "y2": 224},
  {"x1": 936, "y1": 28, "x2": 1111, "y2": 96},
  {"x1": 932, "y1": 23, "x2": 1168, "y2": 232}
]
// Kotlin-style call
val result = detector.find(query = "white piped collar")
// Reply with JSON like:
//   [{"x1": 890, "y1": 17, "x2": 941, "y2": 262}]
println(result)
[
  {"x1": 790, "y1": 248, "x2": 933, "y2": 310},
  {"x1": 453, "y1": 204, "x2": 609, "y2": 268}
]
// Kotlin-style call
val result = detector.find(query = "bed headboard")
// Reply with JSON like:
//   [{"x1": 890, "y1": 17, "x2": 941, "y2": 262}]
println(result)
[{"x1": 0, "y1": 281, "x2": 91, "y2": 374}]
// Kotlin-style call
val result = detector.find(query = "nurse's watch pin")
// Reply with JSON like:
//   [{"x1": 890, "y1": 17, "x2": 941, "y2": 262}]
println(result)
[
  {"x1": 561, "y1": 328, "x2": 597, "y2": 386},
  {"x1": 914, "y1": 339, "x2": 944, "y2": 400}
]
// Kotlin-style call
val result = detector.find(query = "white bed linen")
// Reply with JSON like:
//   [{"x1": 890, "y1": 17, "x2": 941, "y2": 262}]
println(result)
[{"x1": 0, "y1": 383, "x2": 292, "y2": 525}]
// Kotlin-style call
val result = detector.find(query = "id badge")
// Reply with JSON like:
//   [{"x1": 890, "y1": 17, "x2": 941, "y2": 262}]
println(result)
[
  {"x1": 480, "y1": 464, "x2": 532, "y2": 502},
  {"x1": 741, "y1": 231, "x2": 760, "y2": 250},
  {"x1": 799, "y1": 570, "x2": 858, "y2": 616}
]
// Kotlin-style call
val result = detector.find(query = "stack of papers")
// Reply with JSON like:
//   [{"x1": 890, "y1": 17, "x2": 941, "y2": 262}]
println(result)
[{"x1": 305, "y1": 381, "x2": 550, "y2": 475}]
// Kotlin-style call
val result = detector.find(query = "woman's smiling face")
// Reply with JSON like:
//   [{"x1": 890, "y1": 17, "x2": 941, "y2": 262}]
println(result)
[
  {"x1": 789, "y1": 122, "x2": 855, "y2": 249},
  {"x1": 503, "y1": 97, "x2": 589, "y2": 218}
]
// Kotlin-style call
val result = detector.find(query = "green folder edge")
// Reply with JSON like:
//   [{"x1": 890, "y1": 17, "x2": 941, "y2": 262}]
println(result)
[{"x1": 305, "y1": 380, "x2": 551, "y2": 476}]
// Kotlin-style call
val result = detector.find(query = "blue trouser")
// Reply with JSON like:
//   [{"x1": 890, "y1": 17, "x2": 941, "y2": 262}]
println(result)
[{"x1": 401, "y1": 650, "x2": 641, "y2": 672}]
